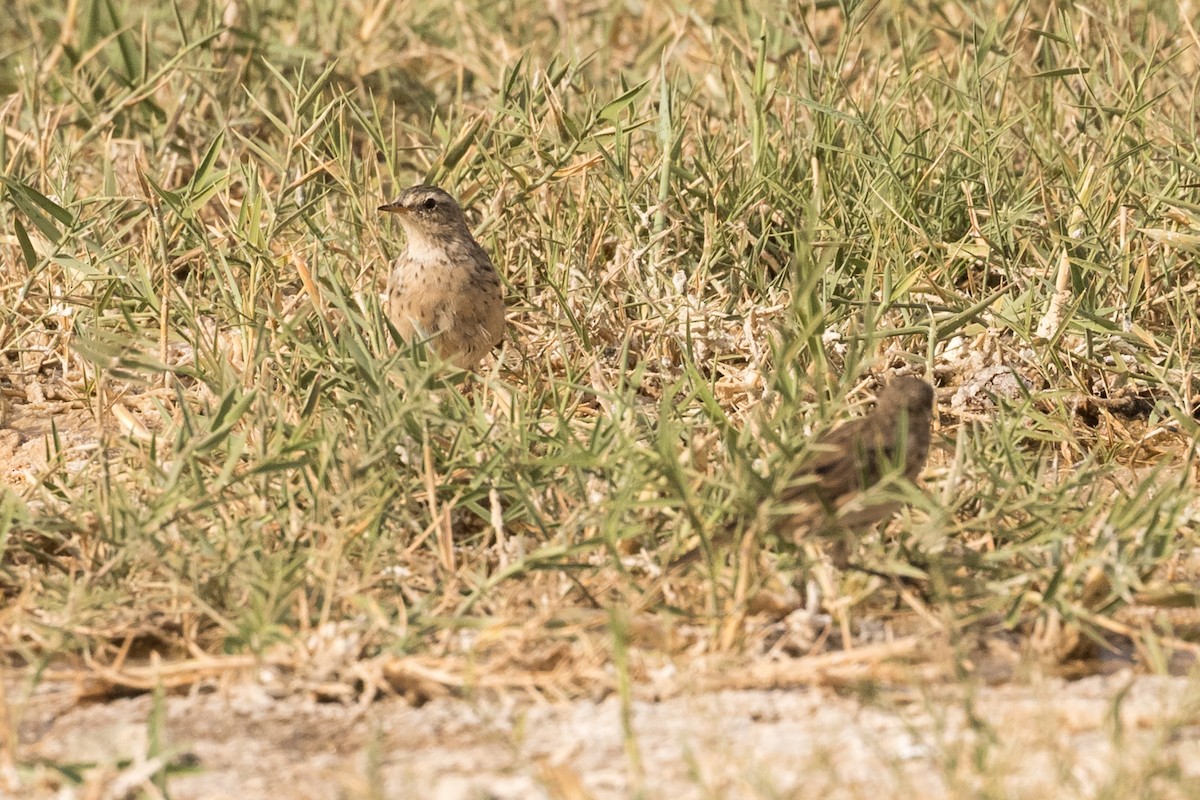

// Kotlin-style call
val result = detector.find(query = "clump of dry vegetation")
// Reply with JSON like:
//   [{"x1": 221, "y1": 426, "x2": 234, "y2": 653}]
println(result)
[{"x1": 2, "y1": 0, "x2": 1200, "y2": 791}]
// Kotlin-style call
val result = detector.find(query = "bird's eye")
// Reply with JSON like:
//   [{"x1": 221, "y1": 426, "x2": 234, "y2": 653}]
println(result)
[{"x1": 423, "y1": 198, "x2": 438, "y2": 210}]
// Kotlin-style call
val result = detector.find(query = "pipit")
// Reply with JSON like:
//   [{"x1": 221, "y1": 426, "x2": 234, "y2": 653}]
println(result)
[
  {"x1": 378, "y1": 185, "x2": 505, "y2": 370},
  {"x1": 675, "y1": 376, "x2": 935, "y2": 567},
  {"x1": 776, "y1": 375, "x2": 934, "y2": 537}
]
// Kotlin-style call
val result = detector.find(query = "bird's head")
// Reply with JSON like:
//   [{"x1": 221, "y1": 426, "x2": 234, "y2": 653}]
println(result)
[
  {"x1": 881, "y1": 376, "x2": 935, "y2": 416},
  {"x1": 378, "y1": 185, "x2": 469, "y2": 234}
]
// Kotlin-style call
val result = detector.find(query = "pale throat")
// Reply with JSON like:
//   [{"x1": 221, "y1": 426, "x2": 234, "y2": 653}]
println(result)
[
  {"x1": 405, "y1": 222, "x2": 475, "y2": 264},
  {"x1": 399, "y1": 225, "x2": 448, "y2": 261}
]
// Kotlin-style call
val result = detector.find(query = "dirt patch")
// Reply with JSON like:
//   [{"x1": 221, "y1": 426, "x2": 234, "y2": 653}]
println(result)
[
  {"x1": 10, "y1": 672, "x2": 1200, "y2": 799},
  {"x1": 0, "y1": 401, "x2": 99, "y2": 493},
  {"x1": 0, "y1": 391, "x2": 171, "y2": 496}
]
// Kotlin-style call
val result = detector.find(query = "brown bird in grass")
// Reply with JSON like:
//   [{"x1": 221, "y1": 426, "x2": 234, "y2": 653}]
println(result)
[
  {"x1": 674, "y1": 376, "x2": 935, "y2": 567},
  {"x1": 778, "y1": 375, "x2": 934, "y2": 534},
  {"x1": 379, "y1": 185, "x2": 505, "y2": 370}
]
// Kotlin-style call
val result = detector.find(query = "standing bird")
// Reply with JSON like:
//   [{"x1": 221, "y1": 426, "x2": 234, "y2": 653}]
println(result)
[
  {"x1": 778, "y1": 375, "x2": 935, "y2": 536},
  {"x1": 674, "y1": 376, "x2": 935, "y2": 567},
  {"x1": 378, "y1": 185, "x2": 505, "y2": 370}
]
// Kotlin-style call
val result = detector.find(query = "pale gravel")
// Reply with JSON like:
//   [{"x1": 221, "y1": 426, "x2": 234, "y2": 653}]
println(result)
[{"x1": 12, "y1": 671, "x2": 1200, "y2": 799}]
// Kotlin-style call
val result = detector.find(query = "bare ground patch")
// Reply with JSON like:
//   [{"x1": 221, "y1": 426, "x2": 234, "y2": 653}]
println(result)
[{"x1": 11, "y1": 672, "x2": 1200, "y2": 800}]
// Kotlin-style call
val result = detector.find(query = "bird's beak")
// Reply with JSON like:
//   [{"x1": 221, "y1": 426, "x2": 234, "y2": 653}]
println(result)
[{"x1": 378, "y1": 201, "x2": 407, "y2": 214}]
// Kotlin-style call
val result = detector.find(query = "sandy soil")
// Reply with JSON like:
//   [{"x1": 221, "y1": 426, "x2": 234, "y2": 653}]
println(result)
[{"x1": 10, "y1": 671, "x2": 1200, "y2": 799}]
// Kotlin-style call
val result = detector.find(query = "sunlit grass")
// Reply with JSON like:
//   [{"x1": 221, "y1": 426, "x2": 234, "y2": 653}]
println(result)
[{"x1": 1, "y1": 0, "x2": 1198, "y2": 755}]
